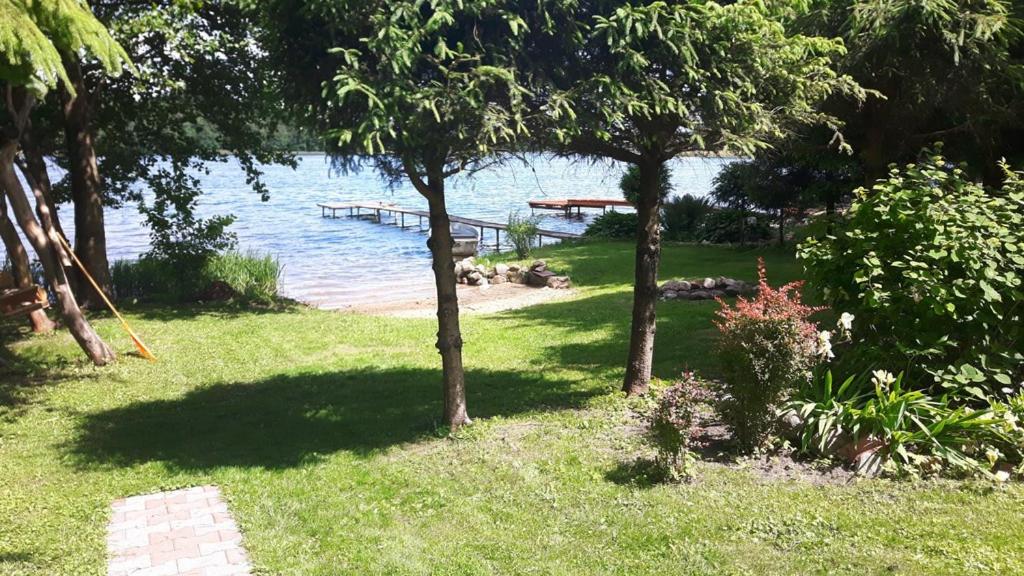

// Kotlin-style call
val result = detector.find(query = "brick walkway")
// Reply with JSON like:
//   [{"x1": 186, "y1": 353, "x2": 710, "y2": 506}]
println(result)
[{"x1": 106, "y1": 486, "x2": 252, "y2": 576}]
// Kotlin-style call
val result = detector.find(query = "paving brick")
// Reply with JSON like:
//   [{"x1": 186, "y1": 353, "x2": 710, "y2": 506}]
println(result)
[{"x1": 107, "y1": 486, "x2": 252, "y2": 576}]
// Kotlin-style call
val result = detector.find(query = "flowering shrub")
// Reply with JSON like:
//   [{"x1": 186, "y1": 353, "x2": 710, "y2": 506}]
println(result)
[
  {"x1": 789, "y1": 369, "x2": 1024, "y2": 479},
  {"x1": 647, "y1": 372, "x2": 712, "y2": 480},
  {"x1": 799, "y1": 152, "x2": 1024, "y2": 393},
  {"x1": 715, "y1": 258, "x2": 825, "y2": 451}
]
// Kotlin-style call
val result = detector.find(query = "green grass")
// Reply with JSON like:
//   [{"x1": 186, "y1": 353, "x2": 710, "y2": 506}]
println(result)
[{"x1": 2, "y1": 241, "x2": 1022, "y2": 575}]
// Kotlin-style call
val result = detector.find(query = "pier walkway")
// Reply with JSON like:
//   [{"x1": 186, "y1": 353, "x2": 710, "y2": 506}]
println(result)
[{"x1": 317, "y1": 201, "x2": 582, "y2": 250}]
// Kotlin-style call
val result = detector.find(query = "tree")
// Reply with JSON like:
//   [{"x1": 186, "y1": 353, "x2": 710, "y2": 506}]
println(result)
[
  {"x1": 23, "y1": 0, "x2": 296, "y2": 304},
  {"x1": 529, "y1": 1, "x2": 860, "y2": 394},
  {"x1": 1, "y1": 0, "x2": 129, "y2": 365},
  {"x1": 255, "y1": 0, "x2": 530, "y2": 427},
  {"x1": 796, "y1": 0, "x2": 1023, "y2": 183}
]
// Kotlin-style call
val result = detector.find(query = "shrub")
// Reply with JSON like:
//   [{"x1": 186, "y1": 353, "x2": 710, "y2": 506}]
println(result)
[
  {"x1": 505, "y1": 212, "x2": 540, "y2": 258},
  {"x1": 620, "y1": 164, "x2": 672, "y2": 206},
  {"x1": 662, "y1": 194, "x2": 712, "y2": 241},
  {"x1": 583, "y1": 211, "x2": 637, "y2": 239},
  {"x1": 647, "y1": 372, "x2": 712, "y2": 480},
  {"x1": 788, "y1": 370, "x2": 1024, "y2": 479},
  {"x1": 799, "y1": 151, "x2": 1024, "y2": 392},
  {"x1": 697, "y1": 208, "x2": 772, "y2": 244},
  {"x1": 715, "y1": 259, "x2": 825, "y2": 451}
]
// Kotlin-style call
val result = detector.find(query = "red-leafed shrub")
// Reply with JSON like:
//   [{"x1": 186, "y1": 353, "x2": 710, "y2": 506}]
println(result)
[{"x1": 715, "y1": 258, "x2": 825, "y2": 451}]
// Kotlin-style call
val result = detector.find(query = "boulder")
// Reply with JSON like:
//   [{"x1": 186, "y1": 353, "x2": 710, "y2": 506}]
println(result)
[
  {"x1": 690, "y1": 290, "x2": 711, "y2": 300},
  {"x1": 527, "y1": 268, "x2": 555, "y2": 287},
  {"x1": 710, "y1": 290, "x2": 726, "y2": 299},
  {"x1": 467, "y1": 271, "x2": 483, "y2": 285},
  {"x1": 838, "y1": 436, "x2": 886, "y2": 477},
  {"x1": 678, "y1": 280, "x2": 692, "y2": 291},
  {"x1": 495, "y1": 263, "x2": 509, "y2": 276},
  {"x1": 491, "y1": 274, "x2": 507, "y2": 285},
  {"x1": 663, "y1": 290, "x2": 678, "y2": 300},
  {"x1": 723, "y1": 280, "x2": 745, "y2": 297},
  {"x1": 702, "y1": 277, "x2": 716, "y2": 290},
  {"x1": 546, "y1": 275, "x2": 571, "y2": 289},
  {"x1": 716, "y1": 276, "x2": 729, "y2": 289},
  {"x1": 508, "y1": 271, "x2": 526, "y2": 284},
  {"x1": 454, "y1": 261, "x2": 464, "y2": 277},
  {"x1": 530, "y1": 259, "x2": 547, "y2": 272},
  {"x1": 507, "y1": 264, "x2": 521, "y2": 273}
]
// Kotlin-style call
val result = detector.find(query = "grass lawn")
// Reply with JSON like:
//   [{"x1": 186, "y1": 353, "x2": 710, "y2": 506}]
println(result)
[{"x1": 1, "y1": 241, "x2": 1022, "y2": 575}]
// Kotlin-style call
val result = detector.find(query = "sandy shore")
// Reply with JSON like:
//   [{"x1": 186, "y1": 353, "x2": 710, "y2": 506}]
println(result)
[{"x1": 338, "y1": 282, "x2": 576, "y2": 318}]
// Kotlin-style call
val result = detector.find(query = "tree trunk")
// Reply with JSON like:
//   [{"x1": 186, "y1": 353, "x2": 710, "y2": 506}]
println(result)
[
  {"x1": 61, "y1": 54, "x2": 111, "y2": 309},
  {"x1": 0, "y1": 142, "x2": 115, "y2": 365},
  {"x1": 622, "y1": 158, "x2": 664, "y2": 396},
  {"x1": 860, "y1": 99, "x2": 889, "y2": 185},
  {"x1": 0, "y1": 192, "x2": 55, "y2": 334},
  {"x1": 19, "y1": 130, "x2": 69, "y2": 241},
  {"x1": 418, "y1": 168, "x2": 470, "y2": 428}
]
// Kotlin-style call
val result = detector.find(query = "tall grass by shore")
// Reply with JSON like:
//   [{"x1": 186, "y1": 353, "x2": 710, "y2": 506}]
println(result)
[{"x1": 111, "y1": 251, "x2": 281, "y2": 304}]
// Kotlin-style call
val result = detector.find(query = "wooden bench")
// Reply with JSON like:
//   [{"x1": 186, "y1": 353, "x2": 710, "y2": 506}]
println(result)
[{"x1": 1, "y1": 285, "x2": 49, "y2": 318}]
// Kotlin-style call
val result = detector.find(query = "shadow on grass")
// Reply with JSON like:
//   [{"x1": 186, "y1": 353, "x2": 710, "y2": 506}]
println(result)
[
  {"x1": 497, "y1": 289, "x2": 724, "y2": 380},
  {"x1": 121, "y1": 300, "x2": 307, "y2": 322},
  {"x1": 70, "y1": 366, "x2": 600, "y2": 471},
  {"x1": 1, "y1": 326, "x2": 96, "y2": 420}
]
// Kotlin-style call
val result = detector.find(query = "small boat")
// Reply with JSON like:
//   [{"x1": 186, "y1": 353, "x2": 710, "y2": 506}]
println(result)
[
  {"x1": 427, "y1": 222, "x2": 479, "y2": 257},
  {"x1": 450, "y1": 222, "x2": 480, "y2": 258}
]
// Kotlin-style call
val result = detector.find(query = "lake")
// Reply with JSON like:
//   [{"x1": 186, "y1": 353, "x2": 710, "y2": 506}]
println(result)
[{"x1": 47, "y1": 155, "x2": 732, "y2": 308}]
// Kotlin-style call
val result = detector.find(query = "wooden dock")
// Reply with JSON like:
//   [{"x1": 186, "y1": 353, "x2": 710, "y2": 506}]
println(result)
[
  {"x1": 528, "y1": 198, "x2": 632, "y2": 216},
  {"x1": 317, "y1": 201, "x2": 581, "y2": 250}
]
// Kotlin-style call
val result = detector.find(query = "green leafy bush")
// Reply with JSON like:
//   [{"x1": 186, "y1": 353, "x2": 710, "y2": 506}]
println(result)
[
  {"x1": 584, "y1": 211, "x2": 637, "y2": 239},
  {"x1": 799, "y1": 151, "x2": 1024, "y2": 392},
  {"x1": 505, "y1": 212, "x2": 540, "y2": 258},
  {"x1": 662, "y1": 194, "x2": 712, "y2": 241},
  {"x1": 647, "y1": 372, "x2": 712, "y2": 480},
  {"x1": 715, "y1": 259, "x2": 826, "y2": 451}
]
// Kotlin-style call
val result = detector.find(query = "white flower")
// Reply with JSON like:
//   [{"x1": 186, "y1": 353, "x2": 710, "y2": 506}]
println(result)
[
  {"x1": 838, "y1": 312, "x2": 855, "y2": 332},
  {"x1": 816, "y1": 330, "x2": 834, "y2": 360},
  {"x1": 871, "y1": 370, "x2": 896, "y2": 389}
]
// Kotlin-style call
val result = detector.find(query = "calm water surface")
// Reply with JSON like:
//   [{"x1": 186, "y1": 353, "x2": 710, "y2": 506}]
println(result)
[{"x1": 46, "y1": 155, "x2": 732, "y2": 308}]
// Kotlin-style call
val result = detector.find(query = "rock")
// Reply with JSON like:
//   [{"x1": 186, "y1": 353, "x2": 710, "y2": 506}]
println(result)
[
  {"x1": 454, "y1": 261, "x2": 464, "y2": 277},
  {"x1": 495, "y1": 263, "x2": 509, "y2": 276},
  {"x1": 723, "y1": 280, "x2": 745, "y2": 296},
  {"x1": 702, "y1": 277, "x2": 716, "y2": 290},
  {"x1": 464, "y1": 256, "x2": 476, "y2": 265},
  {"x1": 690, "y1": 290, "x2": 711, "y2": 300},
  {"x1": 527, "y1": 268, "x2": 555, "y2": 287},
  {"x1": 678, "y1": 280, "x2": 692, "y2": 291},
  {"x1": 491, "y1": 274, "x2": 507, "y2": 285},
  {"x1": 484, "y1": 268, "x2": 496, "y2": 279},
  {"x1": 530, "y1": 259, "x2": 547, "y2": 272},
  {"x1": 508, "y1": 271, "x2": 526, "y2": 284},
  {"x1": 716, "y1": 276, "x2": 729, "y2": 289},
  {"x1": 838, "y1": 436, "x2": 886, "y2": 476},
  {"x1": 467, "y1": 271, "x2": 483, "y2": 285},
  {"x1": 546, "y1": 275, "x2": 571, "y2": 289},
  {"x1": 710, "y1": 290, "x2": 726, "y2": 299},
  {"x1": 664, "y1": 290, "x2": 678, "y2": 300},
  {"x1": 507, "y1": 264, "x2": 521, "y2": 272}
]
